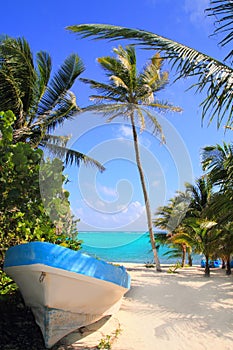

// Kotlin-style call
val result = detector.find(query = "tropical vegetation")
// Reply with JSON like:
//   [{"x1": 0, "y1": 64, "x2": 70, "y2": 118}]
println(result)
[
  {"x1": 0, "y1": 35, "x2": 104, "y2": 170},
  {"x1": 154, "y1": 143, "x2": 233, "y2": 276},
  {"x1": 0, "y1": 36, "x2": 107, "y2": 292},
  {"x1": 1, "y1": 0, "x2": 232, "y2": 289},
  {"x1": 0, "y1": 111, "x2": 82, "y2": 293}
]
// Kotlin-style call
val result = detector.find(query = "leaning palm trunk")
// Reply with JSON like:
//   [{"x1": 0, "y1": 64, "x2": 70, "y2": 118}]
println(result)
[{"x1": 131, "y1": 114, "x2": 162, "y2": 271}]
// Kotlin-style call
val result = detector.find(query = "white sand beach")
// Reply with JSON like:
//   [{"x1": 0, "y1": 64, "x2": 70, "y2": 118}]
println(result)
[{"x1": 62, "y1": 264, "x2": 233, "y2": 350}]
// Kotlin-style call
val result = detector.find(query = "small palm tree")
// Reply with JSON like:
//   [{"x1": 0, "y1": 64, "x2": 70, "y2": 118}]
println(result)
[
  {"x1": 154, "y1": 195, "x2": 191, "y2": 267},
  {"x1": 0, "y1": 36, "x2": 104, "y2": 170},
  {"x1": 67, "y1": 0, "x2": 233, "y2": 127},
  {"x1": 202, "y1": 143, "x2": 233, "y2": 195},
  {"x1": 80, "y1": 45, "x2": 181, "y2": 271},
  {"x1": 201, "y1": 143, "x2": 233, "y2": 223},
  {"x1": 202, "y1": 142, "x2": 233, "y2": 274},
  {"x1": 178, "y1": 218, "x2": 221, "y2": 276},
  {"x1": 215, "y1": 223, "x2": 233, "y2": 275},
  {"x1": 154, "y1": 177, "x2": 213, "y2": 268}
]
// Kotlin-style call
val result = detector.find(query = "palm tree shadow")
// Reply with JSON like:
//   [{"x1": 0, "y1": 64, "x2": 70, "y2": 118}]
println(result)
[{"x1": 125, "y1": 269, "x2": 233, "y2": 344}]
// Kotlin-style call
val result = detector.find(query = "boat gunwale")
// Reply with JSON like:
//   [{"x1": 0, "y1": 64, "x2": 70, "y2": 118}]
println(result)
[{"x1": 4, "y1": 263, "x2": 129, "y2": 291}]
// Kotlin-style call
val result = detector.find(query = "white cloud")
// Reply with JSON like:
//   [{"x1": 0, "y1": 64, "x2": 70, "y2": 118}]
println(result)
[
  {"x1": 118, "y1": 125, "x2": 133, "y2": 138},
  {"x1": 152, "y1": 180, "x2": 160, "y2": 188},
  {"x1": 184, "y1": 0, "x2": 211, "y2": 29},
  {"x1": 73, "y1": 200, "x2": 146, "y2": 230},
  {"x1": 116, "y1": 124, "x2": 152, "y2": 149},
  {"x1": 98, "y1": 185, "x2": 118, "y2": 198}
]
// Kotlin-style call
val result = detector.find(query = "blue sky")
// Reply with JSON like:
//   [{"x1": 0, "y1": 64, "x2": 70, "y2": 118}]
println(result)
[{"x1": 2, "y1": 0, "x2": 232, "y2": 231}]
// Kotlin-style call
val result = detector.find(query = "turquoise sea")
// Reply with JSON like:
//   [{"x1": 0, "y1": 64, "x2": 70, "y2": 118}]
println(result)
[{"x1": 78, "y1": 231, "x2": 201, "y2": 265}]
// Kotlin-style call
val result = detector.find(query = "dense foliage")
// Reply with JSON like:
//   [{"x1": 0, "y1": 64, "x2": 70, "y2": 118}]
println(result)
[
  {"x1": 153, "y1": 144, "x2": 233, "y2": 276},
  {"x1": 0, "y1": 111, "x2": 81, "y2": 293},
  {"x1": 0, "y1": 35, "x2": 104, "y2": 171}
]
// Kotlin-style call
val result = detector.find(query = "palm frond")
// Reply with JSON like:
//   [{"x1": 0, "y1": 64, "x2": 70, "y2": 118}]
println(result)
[
  {"x1": 43, "y1": 92, "x2": 80, "y2": 132},
  {"x1": 138, "y1": 53, "x2": 167, "y2": 90},
  {"x1": 35, "y1": 51, "x2": 52, "y2": 102},
  {"x1": 80, "y1": 78, "x2": 127, "y2": 101},
  {"x1": 137, "y1": 106, "x2": 165, "y2": 141},
  {"x1": 0, "y1": 69, "x2": 22, "y2": 113},
  {"x1": 206, "y1": 0, "x2": 233, "y2": 62},
  {"x1": 40, "y1": 142, "x2": 105, "y2": 172},
  {"x1": 41, "y1": 134, "x2": 71, "y2": 147},
  {"x1": 97, "y1": 56, "x2": 125, "y2": 77},
  {"x1": 97, "y1": 46, "x2": 137, "y2": 92},
  {"x1": 82, "y1": 102, "x2": 132, "y2": 121},
  {"x1": 201, "y1": 142, "x2": 233, "y2": 187},
  {"x1": 114, "y1": 45, "x2": 137, "y2": 91},
  {"x1": 0, "y1": 36, "x2": 36, "y2": 118},
  {"x1": 149, "y1": 101, "x2": 182, "y2": 112},
  {"x1": 110, "y1": 75, "x2": 129, "y2": 90},
  {"x1": 136, "y1": 107, "x2": 146, "y2": 132},
  {"x1": 67, "y1": 23, "x2": 233, "y2": 127},
  {"x1": 37, "y1": 54, "x2": 84, "y2": 116}
]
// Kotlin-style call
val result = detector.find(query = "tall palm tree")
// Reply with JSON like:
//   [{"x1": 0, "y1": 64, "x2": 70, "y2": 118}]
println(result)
[
  {"x1": 67, "y1": 0, "x2": 233, "y2": 128},
  {"x1": 0, "y1": 36, "x2": 104, "y2": 171},
  {"x1": 80, "y1": 45, "x2": 181, "y2": 271}
]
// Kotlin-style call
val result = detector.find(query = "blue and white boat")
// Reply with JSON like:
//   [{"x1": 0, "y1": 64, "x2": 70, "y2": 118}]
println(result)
[{"x1": 3, "y1": 241, "x2": 130, "y2": 348}]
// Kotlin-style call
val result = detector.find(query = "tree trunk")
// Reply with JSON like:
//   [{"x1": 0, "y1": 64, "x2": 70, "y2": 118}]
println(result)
[
  {"x1": 204, "y1": 255, "x2": 210, "y2": 277},
  {"x1": 130, "y1": 115, "x2": 162, "y2": 271},
  {"x1": 226, "y1": 256, "x2": 231, "y2": 275},
  {"x1": 181, "y1": 243, "x2": 186, "y2": 267},
  {"x1": 188, "y1": 253, "x2": 192, "y2": 267},
  {"x1": 222, "y1": 259, "x2": 226, "y2": 269}
]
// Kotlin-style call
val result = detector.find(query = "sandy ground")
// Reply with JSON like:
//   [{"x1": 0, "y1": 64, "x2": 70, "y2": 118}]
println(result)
[{"x1": 62, "y1": 264, "x2": 233, "y2": 350}]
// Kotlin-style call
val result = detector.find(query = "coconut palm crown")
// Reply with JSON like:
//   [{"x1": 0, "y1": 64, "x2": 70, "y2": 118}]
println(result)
[
  {"x1": 0, "y1": 36, "x2": 104, "y2": 171},
  {"x1": 81, "y1": 46, "x2": 181, "y2": 131}
]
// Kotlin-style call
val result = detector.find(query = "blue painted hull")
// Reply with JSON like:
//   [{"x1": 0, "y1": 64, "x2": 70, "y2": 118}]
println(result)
[
  {"x1": 200, "y1": 259, "x2": 221, "y2": 268},
  {"x1": 4, "y1": 242, "x2": 131, "y2": 348},
  {"x1": 4, "y1": 241, "x2": 130, "y2": 289}
]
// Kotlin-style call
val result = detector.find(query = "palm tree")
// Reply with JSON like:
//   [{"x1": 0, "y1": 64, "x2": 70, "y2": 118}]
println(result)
[
  {"x1": 201, "y1": 143, "x2": 233, "y2": 222},
  {"x1": 201, "y1": 143, "x2": 233, "y2": 274},
  {"x1": 202, "y1": 143, "x2": 233, "y2": 192},
  {"x1": 67, "y1": 0, "x2": 233, "y2": 128},
  {"x1": 214, "y1": 223, "x2": 233, "y2": 275},
  {"x1": 154, "y1": 177, "x2": 213, "y2": 268},
  {"x1": 154, "y1": 194, "x2": 190, "y2": 267},
  {"x1": 80, "y1": 45, "x2": 181, "y2": 271},
  {"x1": 178, "y1": 218, "x2": 221, "y2": 276},
  {"x1": 0, "y1": 36, "x2": 104, "y2": 171}
]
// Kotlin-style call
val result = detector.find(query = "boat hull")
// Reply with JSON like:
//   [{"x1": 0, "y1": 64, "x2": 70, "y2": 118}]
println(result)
[{"x1": 4, "y1": 242, "x2": 130, "y2": 348}]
